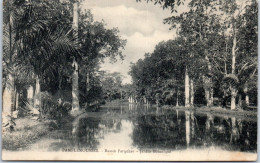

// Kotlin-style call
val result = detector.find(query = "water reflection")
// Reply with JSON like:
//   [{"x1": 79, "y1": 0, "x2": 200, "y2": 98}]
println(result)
[
  {"x1": 132, "y1": 108, "x2": 256, "y2": 152},
  {"x1": 72, "y1": 116, "x2": 101, "y2": 149},
  {"x1": 231, "y1": 117, "x2": 240, "y2": 143},
  {"x1": 185, "y1": 111, "x2": 190, "y2": 147},
  {"x1": 68, "y1": 105, "x2": 256, "y2": 153},
  {"x1": 99, "y1": 120, "x2": 135, "y2": 150}
]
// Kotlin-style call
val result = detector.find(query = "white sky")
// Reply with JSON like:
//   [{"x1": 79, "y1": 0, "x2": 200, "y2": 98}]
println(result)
[{"x1": 81, "y1": 0, "x2": 177, "y2": 84}]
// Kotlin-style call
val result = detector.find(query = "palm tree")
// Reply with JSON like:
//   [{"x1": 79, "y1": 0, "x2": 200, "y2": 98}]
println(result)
[
  {"x1": 21, "y1": 25, "x2": 79, "y2": 117},
  {"x1": 70, "y1": 1, "x2": 81, "y2": 116},
  {"x1": 3, "y1": 0, "x2": 29, "y2": 122},
  {"x1": 3, "y1": 0, "x2": 79, "y2": 123}
]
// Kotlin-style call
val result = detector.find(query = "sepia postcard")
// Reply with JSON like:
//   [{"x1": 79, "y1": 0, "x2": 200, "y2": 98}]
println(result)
[{"x1": 2, "y1": 0, "x2": 258, "y2": 161}]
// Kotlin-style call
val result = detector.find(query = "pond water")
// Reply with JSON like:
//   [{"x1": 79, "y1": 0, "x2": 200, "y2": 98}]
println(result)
[{"x1": 28, "y1": 104, "x2": 257, "y2": 154}]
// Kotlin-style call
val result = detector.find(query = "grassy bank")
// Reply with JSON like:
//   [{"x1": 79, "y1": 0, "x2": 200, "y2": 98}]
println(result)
[
  {"x1": 2, "y1": 118, "x2": 58, "y2": 151},
  {"x1": 104, "y1": 99, "x2": 129, "y2": 106},
  {"x1": 162, "y1": 105, "x2": 257, "y2": 121}
]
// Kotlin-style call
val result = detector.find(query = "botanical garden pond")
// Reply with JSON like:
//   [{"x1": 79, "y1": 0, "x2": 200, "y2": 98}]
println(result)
[{"x1": 25, "y1": 104, "x2": 257, "y2": 155}]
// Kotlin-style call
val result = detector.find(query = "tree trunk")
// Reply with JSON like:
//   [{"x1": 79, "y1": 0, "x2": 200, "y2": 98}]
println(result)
[
  {"x1": 12, "y1": 90, "x2": 19, "y2": 119},
  {"x1": 206, "y1": 113, "x2": 213, "y2": 131},
  {"x1": 129, "y1": 96, "x2": 132, "y2": 103},
  {"x1": 190, "y1": 78, "x2": 194, "y2": 107},
  {"x1": 204, "y1": 82, "x2": 210, "y2": 105},
  {"x1": 27, "y1": 85, "x2": 34, "y2": 106},
  {"x1": 238, "y1": 94, "x2": 242, "y2": 110},
  {"x1": 245, "y1": 94, "x2": 249, "y2": 106},
  {"x1": 210, "y1": 86, "x2": 213, "y2": 105},
  {"x1": 230, "y1": 88, "x2": 237, "y2": 110},
  {"x1": 185, "y1": 67, "x2": 190, "y2": 107},
  {"x1": 176, "y1": 93, "x2": 179, "y2": 107},
  {"x1": 244, "y1": 83, "x2": 249, "y2": 106},
  {"x1": 34, "y1": 75, "x2": 41, "y2": 116},
  {"x1": 203, "y1": 75, "x2": 213, "y2": 107},
  {"x1": 71, "y1": 1, "x2": 80, "y2": 116},
  {"x1": 230, "y1": 25, "x2": 237, "y2": 110},
  {"x1": 72, "y1": 58, "x2": 80, "y2": 112},
  {"x1": 3, "y1": 6, "x2": 16, "y2": 127},
  {"x1": 15, "y1": 91, "x2": 19, "y2": 111},
  {"x1": 199, "y1": 21, "x2": 214, "y2": 107},
  {"x1": 176, "y1": 88, "x2": 179, "y2": 107},
  {"x1": 85, "y1": 72, "x2": 90, "y2": 108},
  {"x1": 176, "y1": 110, "x2": 179, "y2": 121},
  {"x1": 143, "y1": 96, "x2": 146, "y2": 104},
  {"x1": 232, "y1": 33, "x2": 237, "y2": 75},
  {"x1": 86, "y1": 72, "x2": 90, "y2": 93},
  {"x1": 14, "y1": 87, "x2": 17, "y2": 111},
  {"x1": 3, "y1": 73, "x2": 15, "y2": 118},
  {"x1": 204, "y1": 55, "x2": 214, "y2": 107}
]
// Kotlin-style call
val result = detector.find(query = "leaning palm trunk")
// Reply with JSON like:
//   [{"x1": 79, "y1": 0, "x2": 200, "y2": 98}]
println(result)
[{"x1": 70, "y1": 1, "x2": 81, "y2": 116}]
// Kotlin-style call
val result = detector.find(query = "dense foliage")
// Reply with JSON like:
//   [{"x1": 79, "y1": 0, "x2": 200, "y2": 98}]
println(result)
[
  {"x1": 2, "y1": 0, "x2": 126, "y2": 125},
  {"x1": 130, "y1": 0, "x2": 257, "y2": 108}
]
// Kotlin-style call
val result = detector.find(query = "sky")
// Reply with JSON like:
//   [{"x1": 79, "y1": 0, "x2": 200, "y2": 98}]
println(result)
[{"x1": 81, "y1": 0, "x2": 177, "y2": 84}]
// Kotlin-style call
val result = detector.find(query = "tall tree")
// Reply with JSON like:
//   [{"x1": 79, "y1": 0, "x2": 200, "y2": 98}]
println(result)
[
  {"x1": 217, "y1": 0, "x2": 257, "y2": 110},
  {"x1": 165, "y1": 0, "x2": 222, "y2": 107},
  {"x1": 70, "y1": 1, "x2": 81, "y2": 116},
  {"x1": 3, "y1": 0, "x2": 26, "y2": 121}
]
